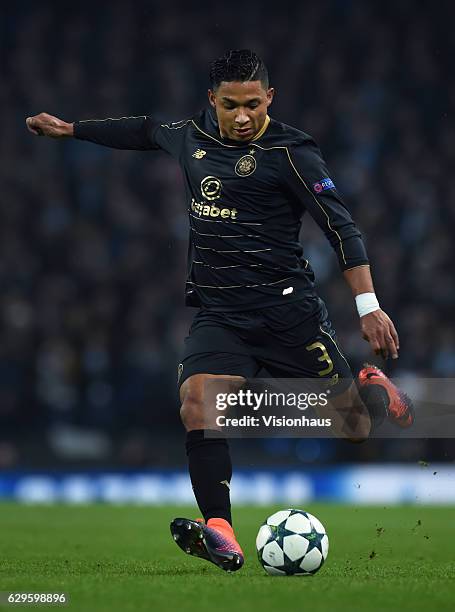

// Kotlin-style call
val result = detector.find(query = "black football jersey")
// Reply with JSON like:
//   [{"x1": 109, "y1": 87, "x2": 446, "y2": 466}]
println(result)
[{"x1": 74, "y1": 109, "x2": 368, "y2": 311}]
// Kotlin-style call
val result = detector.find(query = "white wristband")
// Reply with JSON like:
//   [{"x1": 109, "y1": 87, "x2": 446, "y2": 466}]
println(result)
[{"x1": 355, "y1": 292, "x2": 380, "y2": 318}]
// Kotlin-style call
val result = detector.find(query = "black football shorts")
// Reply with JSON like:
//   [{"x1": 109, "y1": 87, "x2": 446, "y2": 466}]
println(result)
[{"x1": 177, "y1": 297, "x2": 353, "y2": 390}]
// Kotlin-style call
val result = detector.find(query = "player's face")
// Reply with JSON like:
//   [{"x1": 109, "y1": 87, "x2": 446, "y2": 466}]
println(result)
[{"x1": 208, "y1": 80, "x2": 274, "y2": 142}]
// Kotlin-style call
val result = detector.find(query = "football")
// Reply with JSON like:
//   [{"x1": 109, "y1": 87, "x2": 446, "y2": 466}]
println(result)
[{"x1": 256, "y1": 508, "x2": 329, "y2": 575}]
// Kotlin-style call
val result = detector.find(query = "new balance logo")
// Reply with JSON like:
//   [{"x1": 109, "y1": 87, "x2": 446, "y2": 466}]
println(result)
[
  {"x1": 192, "y1": 149, "x2": 206, "y2": 159},
  {"x1": 220, "y1": 480, "x2": 231, "y2": 490}
]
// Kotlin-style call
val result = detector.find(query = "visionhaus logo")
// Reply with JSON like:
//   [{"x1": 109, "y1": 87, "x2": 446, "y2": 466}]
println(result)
[{"x1": 215, "y1": 414, "x2": 332, "y2": 428}]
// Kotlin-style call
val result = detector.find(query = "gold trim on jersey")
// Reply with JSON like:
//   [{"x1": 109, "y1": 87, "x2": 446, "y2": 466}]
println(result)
[
  {"x1": 186, "y1": 276, "x2": 294, "y2": 290},
  {"x1": 189, "y1": 213, "x2": 262, "y2": 226},
  {"x1": 191, "y1": 121, "x2": 237, "y2": 147},
  {"x1": 191, "y1": 116, "x2": 270, "y2": 146},
  {"x1": 160, "y1": 119, "x2": 192, "y2": 129},
  {"x1": 319, "y1": 325, "x2": 351, "y2": 370},
  {"x1": 195, "y1": 245, "x2": 271, "y2": 254},
  {"x1": 193, "y1": 261, "x2": 280, "y2": 270},
  {"x1": 284, "y1": 149, "x2": 346, "y2": 266},
  {"x1": 344, "y1": 264, "x2": 370, "y2": 272},
  {"x1": 191, "y1": 227, "x2": 260, "y2": 238},
  {"x1": 78, "y1": 115, "x2": 147, "y2": 123},
  {"x1": 251, "y1": 115, "x2": 270, "y2": 141}
]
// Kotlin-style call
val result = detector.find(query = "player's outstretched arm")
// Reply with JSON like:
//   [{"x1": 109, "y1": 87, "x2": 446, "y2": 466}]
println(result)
[
  {"x1": 26, "y1": 113, "x2": 159, "y2": 150},
  {"x1": 26, "y1": 113, "x2": 74, "y2": 138},
  {"x1": 26, "y1": 113, "x2": 188, "y2": 155},
  {"x1": 343, "y1": 265, "x2": 399, "y2": 361}
]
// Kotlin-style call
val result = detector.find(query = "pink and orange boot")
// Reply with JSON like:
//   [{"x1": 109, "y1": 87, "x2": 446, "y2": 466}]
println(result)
[
  {"x1": 358, "y1": 364, "x2": 414, "y2": 428},
  {"x1": 170, "y1": 517, "x2": 244, "y2": 572}
]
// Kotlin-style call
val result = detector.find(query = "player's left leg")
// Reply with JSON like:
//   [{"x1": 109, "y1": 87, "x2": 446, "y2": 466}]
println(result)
[{"x1": 256, "y1": 297, "x2": 413, "y2": 439}]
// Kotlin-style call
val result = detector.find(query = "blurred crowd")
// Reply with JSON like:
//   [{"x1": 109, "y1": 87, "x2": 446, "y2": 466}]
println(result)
[{"x1": 1, "y1": 0, "x2": 454, "y2": 467}]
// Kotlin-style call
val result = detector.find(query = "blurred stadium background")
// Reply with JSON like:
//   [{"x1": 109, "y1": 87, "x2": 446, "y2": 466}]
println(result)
[{"x1": 1, "y1": 0, "x2": 454, "y2": 504}]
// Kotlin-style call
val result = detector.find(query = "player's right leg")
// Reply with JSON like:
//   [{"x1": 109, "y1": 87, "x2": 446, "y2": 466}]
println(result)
[{"x1": 358, "y1": 364, "x2": 414, "y2": 428}]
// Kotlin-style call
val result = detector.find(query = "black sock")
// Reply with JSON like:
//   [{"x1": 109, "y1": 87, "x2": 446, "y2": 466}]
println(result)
[
  {"x1": 186, "y1": 429, "x2": 232, "y2": 526},
  {"x1": 358, "y1": 383, "x2": 389, "y2": 431}
]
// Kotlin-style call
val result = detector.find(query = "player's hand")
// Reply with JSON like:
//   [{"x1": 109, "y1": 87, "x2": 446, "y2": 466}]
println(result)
[
  {"x1": 25, "y1": 113, "x2": 74, "y2": 138},
  {"x1": 360, "y1": 309, "x2": 399, "y2": 360}
]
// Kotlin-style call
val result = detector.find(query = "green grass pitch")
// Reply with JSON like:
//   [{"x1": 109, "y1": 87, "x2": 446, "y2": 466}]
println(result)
[{"x1": 0, "y1": 503, "x2": 453, "y2": 612}]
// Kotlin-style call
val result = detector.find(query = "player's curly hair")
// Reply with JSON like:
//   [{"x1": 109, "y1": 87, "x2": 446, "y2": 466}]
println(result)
[{"x1": 209, "y1": 49, "x2": 269, "y2": 90}]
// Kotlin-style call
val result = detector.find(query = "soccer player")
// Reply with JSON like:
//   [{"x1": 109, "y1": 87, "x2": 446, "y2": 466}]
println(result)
[{"x1": 26, "y1": 49, "x2": 413, "y2": 572}]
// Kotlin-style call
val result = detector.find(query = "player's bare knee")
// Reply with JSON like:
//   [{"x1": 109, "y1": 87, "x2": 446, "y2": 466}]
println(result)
[
  {"x1": 179, "y1": 375, "x2": 206, "y2": 430},
  {"x1": 179, "y1": 373, "x2": 246, "y2": 431},
  {"x1": 180, "y1": 395, "x2": 205, "y2": 430}
]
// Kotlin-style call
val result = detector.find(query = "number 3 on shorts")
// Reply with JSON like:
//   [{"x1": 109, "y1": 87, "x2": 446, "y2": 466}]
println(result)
[{"x1": 306, "y1": 341, "x2": 334, "y2": 376}]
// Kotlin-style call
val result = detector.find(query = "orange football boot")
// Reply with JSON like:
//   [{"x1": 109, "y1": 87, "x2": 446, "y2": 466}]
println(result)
[
  {"x1": 170, "y1": 517, "x2": 244, "y2": 571},
  {"x1": 358, "y1": 364, "x2": 414, "y2": 427}
]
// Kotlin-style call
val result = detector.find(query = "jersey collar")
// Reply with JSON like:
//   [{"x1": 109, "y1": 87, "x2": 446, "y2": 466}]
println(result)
[
  {"x1": 203, "y1": 109, "x2": 271, "y2": 146},
  {"x1": 251, "y1": 115, "x2": 270, "y2": 141}
]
